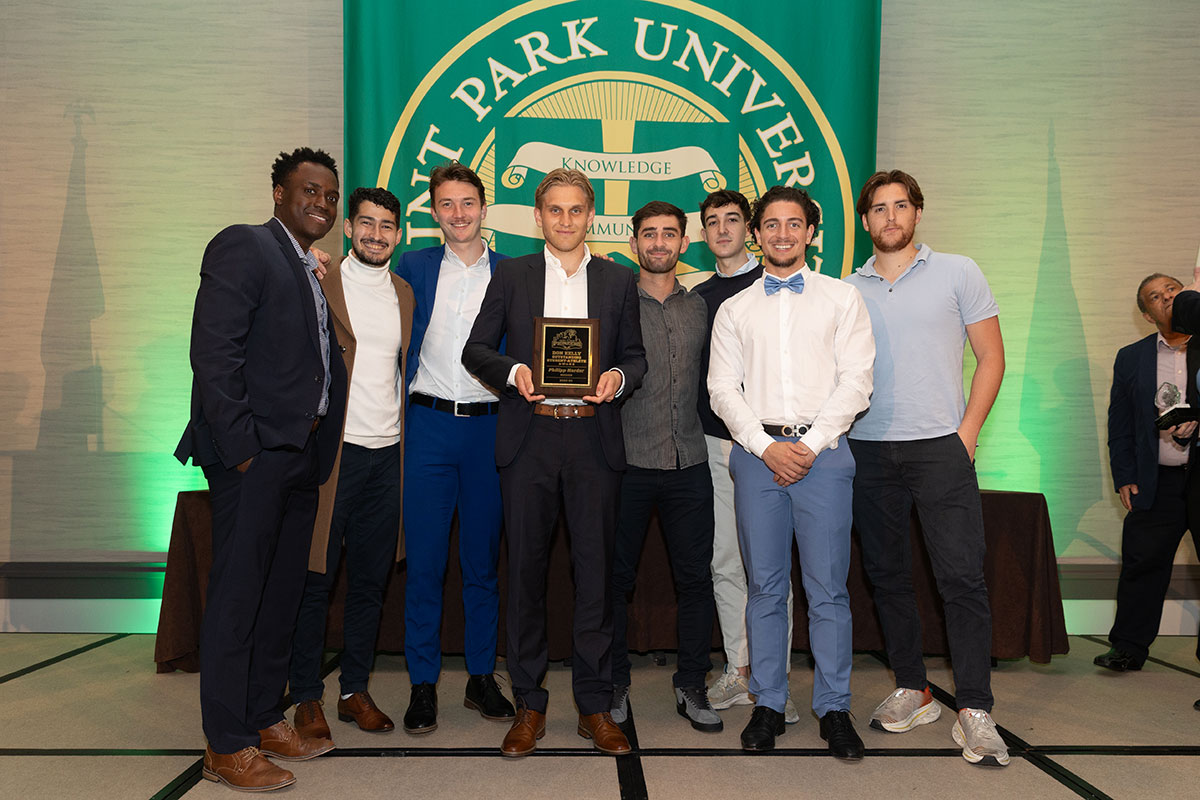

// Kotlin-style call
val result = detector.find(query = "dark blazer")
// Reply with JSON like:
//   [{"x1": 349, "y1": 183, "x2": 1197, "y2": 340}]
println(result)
[
  {"x1": 309, "y1": 258, "x2": 414, "y2": 573},
  {"x1": 174, "y1": 219, "x2": 347, "y2": 484},
  {"x1": 394, "y1": 243, "x2": 505, "y2": 388},
  {"x1": 1107, "y1": 327, "x2": 1200, "y2": 511},
  {"x1": 462, "y1": 253, "x2": 647, "y2": 471}
]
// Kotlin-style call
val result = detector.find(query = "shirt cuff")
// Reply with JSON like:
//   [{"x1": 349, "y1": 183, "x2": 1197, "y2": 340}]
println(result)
[
  {"x1": 609, "y1": 367, "x2": 626, "y2": 397},
  {"x1": 507, "y1": 363, "x2": 525, "y2": 387},
  {"x1": 747, "y1": 430, "x2": 776, "y2": 459}
]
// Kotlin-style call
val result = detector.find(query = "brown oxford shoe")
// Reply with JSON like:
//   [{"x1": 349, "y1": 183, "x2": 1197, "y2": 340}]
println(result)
[
  {"x1": 202, "y1": 746, "x2": 295, "y2": 792},
  {"x1": 338, "y1": 691, "x2": 395, "y2": 733},
  {"x1": 577, "y1": 711, "x2": 632, "y2": 755},
  {"x1": 293, "y1": 699, "x2": 332, "y2": 740},
  {"x1": 500, "y1": 706, "x2": 546, "y2": 758},
  {"x1": 257, "y1": 719, "x2": 334, "y2": 761}
]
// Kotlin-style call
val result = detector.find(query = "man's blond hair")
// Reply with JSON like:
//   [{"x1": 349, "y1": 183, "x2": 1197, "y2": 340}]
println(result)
[{"x1": 534, "y1": 168, "x2": 595, "y2": 210}]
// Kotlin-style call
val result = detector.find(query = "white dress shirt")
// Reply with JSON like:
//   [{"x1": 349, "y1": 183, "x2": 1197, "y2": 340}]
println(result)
[
  {"x1": 410, "y1": 242, "x2": 498, "y2": 403},
  {"x1": 340, "y1": 253, "x2": 404, "y2": 448},
  {"x1": 707, "y1": 264, "x2": 875, "y2": 458}
]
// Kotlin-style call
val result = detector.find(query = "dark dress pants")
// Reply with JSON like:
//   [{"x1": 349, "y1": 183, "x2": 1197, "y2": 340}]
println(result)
[
  {"x1": 1110, "y1": 465, "x2": 1199, "y2": 662},
  {"x1": 200, "y1": 436, "x2": 319, "y2": 754},
  {"x1": 289, "y1": 442, "x2": 401, "y2": 702},
  {"x1": 849, "y1": 434, "x2": 993, "y2": 712},
  {"x1": 498, "y1": 415, "x2": 622, "y2": 716},
  {"x1": 611, "y1": 463, "x2": 715, "y2": 689}
]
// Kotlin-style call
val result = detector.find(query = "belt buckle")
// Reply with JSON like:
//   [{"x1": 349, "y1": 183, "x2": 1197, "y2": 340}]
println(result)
[
  {"x1": 453, "y1": 401, "x2": 468, "y2": 418},
  {"x1": 781, "y1": 423, "x2": 806, "y2": 437},
  {"x1": 552, "y1": 405, "x2": 568, "y2": 419}
]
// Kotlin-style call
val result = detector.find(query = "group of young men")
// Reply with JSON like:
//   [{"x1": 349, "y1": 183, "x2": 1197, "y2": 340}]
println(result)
[{"x1": 177, "y1": 146, "x2": 1009, "y2": 792}]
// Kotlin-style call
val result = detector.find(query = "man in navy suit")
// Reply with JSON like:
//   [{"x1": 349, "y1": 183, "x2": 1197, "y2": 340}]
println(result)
[
  {"x1": 463, "y1": 168, "x2": 646, "y2": 758},
  {"x1": 175, "y1": 147, "x2": 347, "y2": 792},
  {"x1": 1101, "y1": 273, "x2": 1200, "y2": 672},
  {"x1": 393, "y1": 162, "x2": 515, "y2": 733}
]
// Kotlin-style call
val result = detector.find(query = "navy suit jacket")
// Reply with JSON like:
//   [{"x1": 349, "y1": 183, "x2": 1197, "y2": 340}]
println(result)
[
  {"x1": 394, "y1": 243, "x2": 505, "y2": 389},
  {"x1": 1107, "y1": 327, "x2": 1200, "y2": 511},
  {"x1": 174, "y1": 219, "x2": 347, "y2": 484},
  {"x1": 462, "y1": 253, "x2": 647, "y2": 471}
]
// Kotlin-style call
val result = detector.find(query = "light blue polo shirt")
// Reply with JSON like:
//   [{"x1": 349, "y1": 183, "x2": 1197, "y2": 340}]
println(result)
[{"x1": 845, "y1": 244, "x2": 998, "y2": 441}]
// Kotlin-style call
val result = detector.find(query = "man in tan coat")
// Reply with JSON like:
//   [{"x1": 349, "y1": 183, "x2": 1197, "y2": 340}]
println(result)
[{"x1": 287, "y1": 187, "x2": 414, "y2": 741}]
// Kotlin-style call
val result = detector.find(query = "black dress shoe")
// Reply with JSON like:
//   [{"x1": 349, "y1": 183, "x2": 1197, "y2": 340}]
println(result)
[
  {"x1": 1093, "y1": 647, "x2": 1143, "y2": 672},
  {"x1": 820, "y1": 710, "x2": 864, "y2": 760},
  {"x1": 403, "y1": 682, "x2": 438, "y2": 734},
  {"x1": 464, "y1": 673, "x2": 516, "y2": 720},
  {"x1": 740, "y1": 706, "x2": 785, "y2": 752},
  {"x1": 1193, "y1": 698, "x2": 1199, "y2": 711}
]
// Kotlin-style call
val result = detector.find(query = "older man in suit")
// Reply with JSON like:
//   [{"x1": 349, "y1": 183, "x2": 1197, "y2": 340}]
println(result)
[
  {"x1": 463, "y1": 168, "x2": 646, "y2": 758},
  {"x1": 288, "y1": 187, "x2": 414, "y2": 742},
  {"x1": 394, "y1": 162, "x2": 514, "y2": 734},
  {"x1": 1102, "y1": 273, "x2": 1200, "y2": 673},
  {"x1": 175, "y1": 147, "x2": 347, "y2": 792}
]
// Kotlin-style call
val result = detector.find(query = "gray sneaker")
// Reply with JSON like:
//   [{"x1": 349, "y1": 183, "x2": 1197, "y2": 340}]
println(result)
[
  {"x1": 676, "y1": 686, "x2": 724, "y2": 732},
  {"x1": 610, "y1": 685, "x2": 630, "y2": 725},
  {"x1": 784, "y1": 695, "x2": 800, "y2": 724},
  {"x1": 952, "y1": 708, "x2": 1010, "y2": 767},
  {"x1": 707, "y1": 665, "x2": 752, "y2": 709}
]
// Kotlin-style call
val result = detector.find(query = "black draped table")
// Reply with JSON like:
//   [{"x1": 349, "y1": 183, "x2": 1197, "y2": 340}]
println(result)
[{"x1": 155, "y1": 489, "x2": 1068, "y2": 673}]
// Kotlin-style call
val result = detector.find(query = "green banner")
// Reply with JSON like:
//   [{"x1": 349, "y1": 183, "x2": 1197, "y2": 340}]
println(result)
[{"x1": 345, "y1": 0, "x2": 880, "y2": 279}]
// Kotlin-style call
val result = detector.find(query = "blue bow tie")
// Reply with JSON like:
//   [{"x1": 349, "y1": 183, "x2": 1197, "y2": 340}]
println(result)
[{"x1": 764, "y1": 272, "x2": 805, "y2": 296}]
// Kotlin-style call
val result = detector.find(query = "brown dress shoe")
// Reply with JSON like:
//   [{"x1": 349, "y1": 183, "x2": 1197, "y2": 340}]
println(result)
[
  {"x1": 337, "y1": 691, "x2": 395, "y2": 732},
  {"x1": 203, "y1": 746, "x2": 295, "y2": 792},
  {"x1": 257, "y1": 719, "x2": 335, "y2": 761},
  {"x1": 577, "y1": 712, "x2": 632, "y2": 755},
  {"x1": 293, "y1": 699, "x2": 332, "y2": 740},
  {"x1": 500, "y1": 707, "x2": 546, "y2": 758}
]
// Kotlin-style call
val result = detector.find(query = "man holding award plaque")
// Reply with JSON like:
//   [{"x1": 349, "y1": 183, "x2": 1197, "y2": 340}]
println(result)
[
  {"x1": 1101, "y1": 273, "x2": 1199, "y2": 674},
  {"x1": 463, "y1": 168, "x2": 647, "y2": 758}
]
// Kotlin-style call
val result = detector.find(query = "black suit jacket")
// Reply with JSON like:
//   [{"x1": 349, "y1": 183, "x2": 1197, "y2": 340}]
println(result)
[
  {"x1": 462, "y1": 253, "x2": 647, "y2": 470},
  {"x1": 174, "y1": 218, "x2": 347, "y2": 483},
  {"x1": 1107, "y1": 325, "x2": 1200, "y2": 511}
]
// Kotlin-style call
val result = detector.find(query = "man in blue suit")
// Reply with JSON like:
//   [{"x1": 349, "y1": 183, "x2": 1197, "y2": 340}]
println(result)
[
  {"x1": 1101, "y1": 273, "x2": 1200, "y2": 672},
  {"x1": 175, "y1": 147, "x2": 347, "y2": 791},
  {"x1": 394, "y1": 162, "x2": 515, "y2": 733}
]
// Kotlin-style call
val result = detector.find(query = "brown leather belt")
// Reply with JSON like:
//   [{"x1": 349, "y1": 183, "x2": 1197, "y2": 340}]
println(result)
[{"x1": 533, "y1": 403, "x2": 595, "y2": 419}]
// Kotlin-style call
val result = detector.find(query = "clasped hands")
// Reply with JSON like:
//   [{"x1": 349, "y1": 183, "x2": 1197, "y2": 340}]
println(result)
[{"x1": 763, "y1": 440, "x2": 816, "y2": 487}]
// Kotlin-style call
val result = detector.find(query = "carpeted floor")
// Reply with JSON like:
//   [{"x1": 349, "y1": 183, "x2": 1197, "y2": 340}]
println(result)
[{"x1": 0, "y1": 634, "x2": 1196, "y2": 799}]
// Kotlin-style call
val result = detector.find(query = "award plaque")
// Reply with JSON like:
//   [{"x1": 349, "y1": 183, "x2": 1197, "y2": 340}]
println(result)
[
  {"x1": 1155, "y1": 381, "x2": 1196, "y2": 430},
  {"x1": 532, "y1": 317, "x2": 600, "y2": 397}
]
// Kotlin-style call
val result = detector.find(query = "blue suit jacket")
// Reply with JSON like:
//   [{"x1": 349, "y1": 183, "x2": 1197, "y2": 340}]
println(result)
[
  {"x1": 1107, "y1": 327, "x2": 1200, "y2": 510},
  {"x1": 394, "y1": 243, "x2": 505, "y2": 389}
]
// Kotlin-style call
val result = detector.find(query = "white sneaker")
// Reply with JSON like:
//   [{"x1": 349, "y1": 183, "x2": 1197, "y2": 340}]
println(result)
[
  {"x1": 783, "y1": 696, "x2": 800, "y2": 724},
  {"x1": 952, "y1": 708, "x2": 1010, "y2": 767},
  {"x1": 707, "y1": 665, "x2": 752, "y2": 710},
  {"x1": 869, "y1": 687, "x2": 941, "y2": 733}
]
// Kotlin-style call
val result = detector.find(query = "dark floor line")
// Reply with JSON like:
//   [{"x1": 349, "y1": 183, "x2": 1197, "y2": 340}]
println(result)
[
  {"x1": 616, "y1": 703, "x2": 649, "y2": 800},
  {"x1": 0, "y1": 633, "x2": 128, "y2": 685},
  {"x1": 636, "y1": 746, "x2": 964, "y2": 757},
  {"x1": 147, "y1": 759, "x2": 203, "y2": 800},
  {"x1": 1080, "y1": 634, "x2": 1200, "y2": 678},
  {"x1": 0, "y1": 749, "x2": 202, "y2": 756},
  {"x1": 867, "y1": 650, "x2": 1114, "y2": 800},
  {"x1": 1035, "y1": 745, "x2": 1200, "y2": 756}
]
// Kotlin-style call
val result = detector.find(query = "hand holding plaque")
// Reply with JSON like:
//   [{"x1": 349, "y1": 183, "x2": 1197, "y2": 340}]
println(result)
[
  {"x1": 532, "y1": 317, "x2": 599, "y2": 398},
  {"x1": 1154, "y1": 381, "x2": 1197, "y2": 430}
]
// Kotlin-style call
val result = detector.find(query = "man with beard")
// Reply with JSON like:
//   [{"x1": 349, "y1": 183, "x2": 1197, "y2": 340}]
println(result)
[
  {"x1": 463, "y1": 168, "x2": 646, "y2": 758},
  {"x1": 394, "y1": 162, "x2": 514, "y2": 735},
  {"x1": 708, "y1": 185, "x2": 873, "y2": 758},
  {"x1": 692, "y1": 190, "x2": 798, "y2": 724},
  {"x1": 1101, "y1": 274, "x2": 1199, "y2": 677},
  {"x1": 288, "y1": 187, "x2": 414, "y2": 742},
  {"x1": 608, "y1": 201, "x2": 720, "y2": 733},
  {"x1": 175, "y1": 147, "x2": 346, "y2": 791},
  {"x1": 844, "y1": 170, "x2": 1008, "y2": 767}
]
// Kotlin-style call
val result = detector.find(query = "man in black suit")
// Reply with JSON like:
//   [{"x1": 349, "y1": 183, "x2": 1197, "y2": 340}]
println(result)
[
  {"x1": 1101, "y1": 273, "x2": 1200, "y2": 673},
  {"x1": 462, "y1": 168, "x2": 646, "y2": 758},
  {"x1": 175, "y1": 147, "x2": 347, "y2": 792}
]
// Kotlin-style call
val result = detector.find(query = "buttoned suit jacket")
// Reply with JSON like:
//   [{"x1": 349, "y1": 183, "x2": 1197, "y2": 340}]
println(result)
[
  {"x1": 461, "y1": 253, "x2": 647, "y2": 471},
  {"x1": 1107, "y1": 328, "x2": 1200, "y2": 511},
  {"x1": 174, "y1": 219, "x2": 347, "y2": 485},
  {"x1": 394, "y1": 243, "x2": 505, "y2": 389},
  {"x1": 309, "y1": 258, "x2": 415, "y2": 573}
]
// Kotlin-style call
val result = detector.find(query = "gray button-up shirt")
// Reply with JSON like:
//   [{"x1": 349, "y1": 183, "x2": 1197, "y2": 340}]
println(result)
[{"x1": 621, "y1": 280, "x2": 708, "y2": 470}]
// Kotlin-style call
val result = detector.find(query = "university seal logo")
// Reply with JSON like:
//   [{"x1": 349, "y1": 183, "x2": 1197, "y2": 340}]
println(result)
[{"x1": 373, "y1": 0, "x2": 864, "y2": 279}]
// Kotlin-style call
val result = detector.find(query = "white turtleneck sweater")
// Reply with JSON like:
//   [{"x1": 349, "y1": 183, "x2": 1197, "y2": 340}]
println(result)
[{"x1": 340, "y1": 252, "x2": 403, "y2": 449}]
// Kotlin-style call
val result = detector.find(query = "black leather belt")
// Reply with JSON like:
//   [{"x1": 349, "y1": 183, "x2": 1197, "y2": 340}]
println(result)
[
  {"x1": 763, "y1": 423, "x2": 810, "y2": 437},
  {"x1": 411, "y1": 392, "x2": 499, "y2": 417}
]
